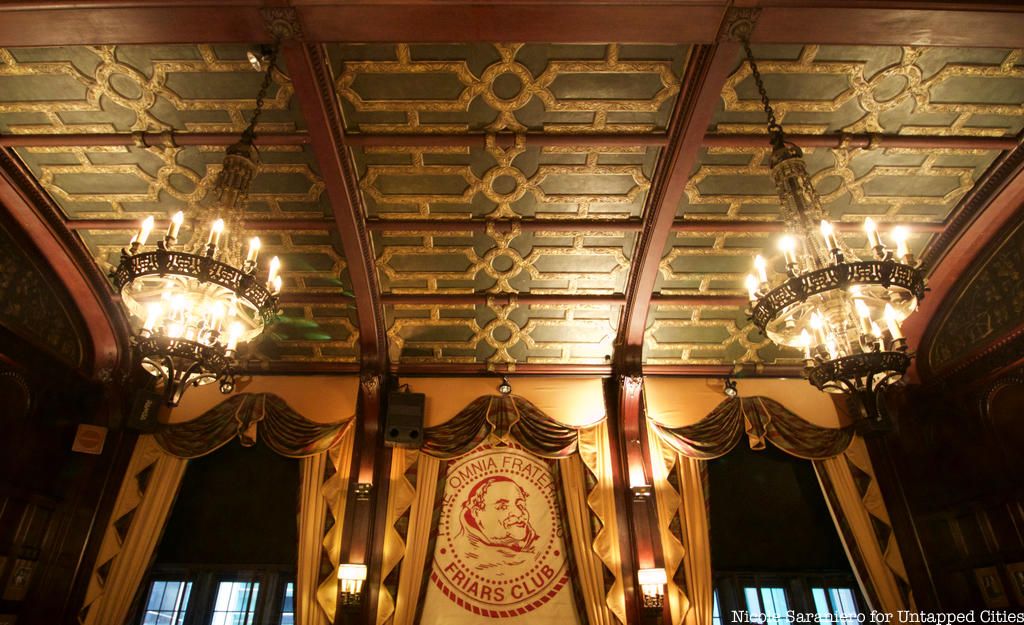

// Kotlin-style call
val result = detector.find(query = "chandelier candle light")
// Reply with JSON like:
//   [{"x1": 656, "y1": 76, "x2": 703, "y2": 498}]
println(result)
[
  {"x1": 113, "y1": 45, "x2": 283, "y2": 406},
  {"x1": 739, "y1": 38, "x2": 926, "y2": 396}
]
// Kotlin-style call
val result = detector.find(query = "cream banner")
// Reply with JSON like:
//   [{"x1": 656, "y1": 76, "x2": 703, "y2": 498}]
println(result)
[{"x1": 420, "y1": 444, "x2": 581, "y2": 623}]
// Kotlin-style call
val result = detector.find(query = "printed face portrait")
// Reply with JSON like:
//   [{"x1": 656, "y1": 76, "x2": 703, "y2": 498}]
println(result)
[
  {"x1": 475, "y1": 479, "x2": 530, "y2": 542},
  {"x1": 462, "y1": 476, "x2": 538, "y2": 551}
]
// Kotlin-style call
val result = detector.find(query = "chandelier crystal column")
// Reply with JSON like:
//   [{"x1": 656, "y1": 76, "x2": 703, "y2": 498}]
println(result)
[
  {"x1": 740, "y1": 38, "x2": 926, "y2": 396},
  {"x1": 113, "y1": 46, "x2": 283, "y2": 406}
]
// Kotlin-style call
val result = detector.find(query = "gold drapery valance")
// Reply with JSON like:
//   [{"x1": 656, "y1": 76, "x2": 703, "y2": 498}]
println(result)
[
  {"x1": 401, "y1": 377, "x2": 606, "y2": 428},
  {"x1": 155, "y1": 393, "x2": 353, "y2": 458},
  {"x1": 420, "y1": 394, "x2": 594, "y2": 459},
  {"x1": 650, "y1": 395, "x2": 853, "y2": 461}
]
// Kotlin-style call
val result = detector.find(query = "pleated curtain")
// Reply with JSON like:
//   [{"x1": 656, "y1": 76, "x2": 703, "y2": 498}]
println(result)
[
  {"x1": 379, "y1": 394, "x2": 626, "y2": 624},
  {"x1": 646, "y1": 393, "x2": 915, "y2": 623},
  {"x1": 79, "y1": 435, "x2": 187, "y2": 625},
  {"x1": 80, "y1": 393, "x2": 355, "y2": 625}
]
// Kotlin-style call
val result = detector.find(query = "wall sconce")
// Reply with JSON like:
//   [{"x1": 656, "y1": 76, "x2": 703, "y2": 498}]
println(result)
[
  {"x1": 637, "y1": 567, "x2": 667, "y2": 609},
  {"x1": 338, "y1": 563, "x2": 367, "y2": 606},
  {"x1": 353, "y1": 482, "x2": 373, "y2": 500},
  {"x1": 630, "y1": 484, "x2": 653, "y2": 500}
]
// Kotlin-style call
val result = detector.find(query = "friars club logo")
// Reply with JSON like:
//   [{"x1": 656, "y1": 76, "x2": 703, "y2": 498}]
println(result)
[{"x1": 430, "y1": 444, "x2": 570, "y2": 617}]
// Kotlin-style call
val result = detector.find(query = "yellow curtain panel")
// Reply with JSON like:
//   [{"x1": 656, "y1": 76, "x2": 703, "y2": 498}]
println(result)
[
  {"x1": 815, "y1": 436, "x2": 915, "y2": 615},
  {"x1": 645, "y1": 379, "x2": 913, "y2": 623},
  {"x1": 298, "y1": 421, "x2": 356, "y2": 625},
  {"x1": 81, "y1": 391, "x2": 357, "y2": 625},
  {"x1": 375, "y1": 386, "x2": 625, "y2": 624},
  {"x1": 647, "y1": 420, "x2": 713, "y2": 625},
  {"x1": 79, "y1": 435, "x2": 187, "y2": 625}
]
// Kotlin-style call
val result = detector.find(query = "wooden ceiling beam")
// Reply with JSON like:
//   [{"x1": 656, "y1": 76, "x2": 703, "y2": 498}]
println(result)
[
  {"x1": 65, "y1": 218, "x2": 335, "y2": 231},
  {"x1": 1, "y1": 2, "x2": 1022, "y2": 48},
  {"x1": 617, "y1": 41, "x2": 742, "y2": 355},
  {"x1": 344, "y1": 133, "x2": 668, "y2": 148},
  {"x1": 282, "y1": 293, "x2": 750, "y2": 307},
  {"x1": 366, "y1": 219, "x2": 644, "y2": 233},
  {"x1": 60, "y1": 216, "x2": 948, "y2": 234},
  {"x1": 704, "y1": 133, "x2": 1018, "y2": 151},
  {"x1": 0, "y1": 2, "x2": 1019, "y2": 48},
  {"x1": 755, "y1": 5, "x2": 1024, "y2": 48},
  {"x1": 368, "y1": 361, "x2": 812, "y2": 377},
  {"x1": 387, "y1": 362, "x2": 812, "y2": 377},
  {"x1": 673, "y1": 220, "x2": 946, "y2": 233},
  {"x1": 0, "y1": 2, "x2": 267, "y2": 47},
  {"x1": 381, "y1": 293, "x2": 624, "y2": 306},
  {"x1": 290, "y1": 2, "x2": 727, "y2": 44},
  {"x1": 610, "y1": 34, "x2": 749, "y2": 610},
  {"x1": 391, "y1": 362, "x2": 614, "y2": 376},
  {"x1": 282, "y1": 41, "x2": 387, "y2": 370},
  {"x1": 0, "y1": 1, "x2": 729, "y2": 46},
  {"x1": 280, "y1": 40, "x2": 391, "y2": 625},
  {"x1": 0, "y1": 132, "x2": 309, "y2": 148},
  {"x1": 364, "y1": 218, "x2": 946, "y2": 233},
  {"x1": 373, "y1": 293, "x2": 747, "y2": 306},
  {"x1": 3, "y1": 131, "x2": 1008, "y2": 151}
]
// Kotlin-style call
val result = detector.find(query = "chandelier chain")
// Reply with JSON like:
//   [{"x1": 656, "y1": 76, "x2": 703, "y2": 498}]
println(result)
[
  {"x1": 741, "y1": 37, "x2": 784, "y2": 142},
  {"x1": 242, "y1": 46, "x2": 278, "y2": 141}
]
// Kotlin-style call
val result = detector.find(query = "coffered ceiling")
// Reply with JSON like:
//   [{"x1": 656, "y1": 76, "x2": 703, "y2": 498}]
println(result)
[
  {"x1": 0, "y1": 44, "x2": 358, "y2": 366},
  {"x1": 1, "y1": 5, "x2": 1022, "y2": 376}
]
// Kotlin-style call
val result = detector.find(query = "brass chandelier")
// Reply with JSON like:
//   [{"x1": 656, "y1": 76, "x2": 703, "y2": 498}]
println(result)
[
  {"x1": 740, "y1": 39, "x2": 926, "y2": 396},
  {"x1": 114, "y1": 46, "x2": 283, "y2": 406}
]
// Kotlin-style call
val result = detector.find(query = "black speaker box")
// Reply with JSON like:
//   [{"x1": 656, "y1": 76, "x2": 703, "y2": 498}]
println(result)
[
  {"x1": 385, "y1": 391, "x2": 425, "y2": 448},
  {"x1": 125, "y1": 388, "x2": 163, "y2": 432}
]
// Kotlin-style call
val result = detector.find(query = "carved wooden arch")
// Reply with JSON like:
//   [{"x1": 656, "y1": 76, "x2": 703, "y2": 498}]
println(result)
[
  {"x1": 906, "y1": 155, "x2": 1024, "y2": 384},
  {"x1": 0, "y1": 362, "x2": 32, "y2": 421},
  {"x1": 0, "y1": 150, "x2": 127, "y2": 374},
  {"x1": 979, "y1": 371, "x2": 1024, "y2": 464}
]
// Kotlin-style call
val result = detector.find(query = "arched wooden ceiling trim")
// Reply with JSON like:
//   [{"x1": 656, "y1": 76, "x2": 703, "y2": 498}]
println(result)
[
  {"x1": 901, "y1": 144, "x2": 1024, "y2": 382},
  {"x1": 0, "y1": 149, "x2": 126, "y2": 373},
  {"x1": 908, "y1": 174, "x2": 1024, "y2": 383},
  {"x1": 617, "y1": 37, "x2": 740, "y2": 366},
  {"x1": 282, "y1": 40, "x2": 388, "y2": 370}
]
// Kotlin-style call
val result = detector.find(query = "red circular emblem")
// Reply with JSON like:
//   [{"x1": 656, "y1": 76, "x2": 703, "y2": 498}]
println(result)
[{"x1": 430, "y1": 444, "x2": 569, "y2": 617}]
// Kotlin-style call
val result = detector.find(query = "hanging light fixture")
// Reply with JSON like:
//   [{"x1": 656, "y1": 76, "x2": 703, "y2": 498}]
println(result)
[
  {"x1": 113, "y1": 45, "x2": 283, "y2": 406},
  {"x1": 739, "y1": 38, "x2": 926, "y2": 396}
]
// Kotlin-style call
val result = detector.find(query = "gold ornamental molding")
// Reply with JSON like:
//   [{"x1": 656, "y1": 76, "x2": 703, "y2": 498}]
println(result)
[
  {"x1": 0, "y1": 45, "x2": 297, "y2": 134},
  {"x1": 20, "y1": 145, "x2": 326, "y2": 220},
  {"x1": 681, "y1": 145, "x2": 989, "y2": 222},
  {"x1": 717, "y1": 45, "x2": 1024, "y2": 137},
  {"x1": 387, "y1": 301, "x2": 619, "y2": 366},
  {"x1": 334, "y1": 43, "x2": 685, "y2": 134},
  {"x1": 359, "y1": 138, "x2": 653, "y2": 220},
  {"x1": 644, "y1": 307, "x2": 783, "y2": 367}
]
